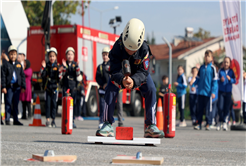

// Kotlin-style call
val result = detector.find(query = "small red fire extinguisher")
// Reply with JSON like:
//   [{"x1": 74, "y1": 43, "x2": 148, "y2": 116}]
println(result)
[
  {"x1": 163, "y1": 84, "x2": 176, "y2": 138},
  {"x1": 62, "y1": 89, "x2": 73, "y2": 135}
]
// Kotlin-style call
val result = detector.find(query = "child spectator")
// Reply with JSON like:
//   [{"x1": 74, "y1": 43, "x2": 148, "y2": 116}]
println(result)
[
  {"x1": 228, "y1": 97, "x2": 236, "y2": 126},
  {"x1": 20, "y1": 59, "x2": 32, "y2": 119},
  {"x1": 61, "y1": 47, "x2": 82, "y2": 128},
  {"x1": 217, "y1": 57, "x2": 236, "y2": 131},
  {"x1": 158, "y1": 75, "x2": 169, "y2": 105},
  {"x1": 0, "y1": 52, "x2": 4, "y2": 125},
  {"x1": 1, "y1": 45, "x2": 26, "y2": 125},
  {"x1": 41, "y1": 47, "x2": 63, "y2": 127},
  {"x1": 75, "y1": 71, "x2": 85, "y2": 121},
  {"x1": 191, "y1": 50, "x2": 217, "y2": 130},
  {"x1": 174, "y1": 65, "x2": 187, "y2": 127},
  {"x1": 211, "y1": 61, "x2": 219, "y2": 128},
  {"x1": 188, "y1": 67, "x2": 198, "y2": 126},
  {"x1": 243, "y1": 71, "x2": 246, "y2": 124}
]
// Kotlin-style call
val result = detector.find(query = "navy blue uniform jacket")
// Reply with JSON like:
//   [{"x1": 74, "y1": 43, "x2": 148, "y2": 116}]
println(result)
[
  {"x1": 1, "y1": 60, "x2": 26, "y2": 89},
  {"x1": 109, "y1": 35, "x2": 151, "y2": 89},
  {"x1": 96, "y1": 61, "x2": 110, "y2": 90}
]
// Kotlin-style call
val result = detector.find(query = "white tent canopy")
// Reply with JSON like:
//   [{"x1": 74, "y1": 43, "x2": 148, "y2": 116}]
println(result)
[{"x1": 1, "y1": 1, "x2": 29, "y2": 55}]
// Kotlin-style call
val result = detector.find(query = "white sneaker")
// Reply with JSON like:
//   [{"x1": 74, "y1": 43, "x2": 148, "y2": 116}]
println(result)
[
  {"x1": 179, "y1": 120, "x2": 187, "y2": 127},
  {"x1": 216, "y1": 122, "x2": 221, "y2": 131},
  {"x1": 98, "y1": 123, "x2": 103, "y2": 130},
  {"x1": 223, "y1": 122, "x2": 227, "y2": 131}
]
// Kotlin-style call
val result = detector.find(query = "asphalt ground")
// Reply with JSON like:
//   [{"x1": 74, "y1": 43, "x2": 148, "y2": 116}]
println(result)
[{"x1": 0, "y1": 117, "x2": 246, "y2": 166}]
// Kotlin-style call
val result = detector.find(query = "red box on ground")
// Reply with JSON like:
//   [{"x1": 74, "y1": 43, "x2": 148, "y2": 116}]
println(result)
[{"x1": 116, "y1": 127, "x2": 133, "y2": 140}]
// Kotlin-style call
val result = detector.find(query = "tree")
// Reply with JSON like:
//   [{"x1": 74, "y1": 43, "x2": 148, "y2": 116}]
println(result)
[
  {"x1": 146, "y1": 31, "x2": 156, "y2": 45},
  {"x1": 22, "y1": 1, "x2": 89, "y2": 26},
  {"x1": 193, "y1": 27, "x2": 211, "y2": 39}
]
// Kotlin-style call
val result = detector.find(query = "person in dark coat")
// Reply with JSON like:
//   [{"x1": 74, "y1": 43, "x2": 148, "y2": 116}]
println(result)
[
  {"x1": 96, "y1": 18, "x2": 164, "y2": 138},
  {"x1": 40, "y1": 47, "x2": 63, "y2": 127},
  {"x1": 1, "y1": 45, "x2": 26, "y2": 125}
]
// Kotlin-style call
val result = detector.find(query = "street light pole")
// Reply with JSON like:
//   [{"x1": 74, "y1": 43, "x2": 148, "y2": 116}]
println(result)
[
  {"x1": 162, "y1": 37, "x2": 172, "y2": 85},
  {"x1": 90, "y1": 6, "x2": 118, "y2": 30}
]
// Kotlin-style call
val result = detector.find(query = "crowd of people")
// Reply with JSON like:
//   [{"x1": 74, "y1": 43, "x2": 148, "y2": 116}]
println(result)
[
  {"x1": 159, "y1": 50, "x2": 246, "y2": 131},
  {"x1": 1, "y1": 47, "x2": 31, "y2": 125},
  {"x1": 1, "y1": 18, "x2": 245, "y2": 137},
  {"x1": 0, "y1": 46, "x2": 88, "y2": 128}
]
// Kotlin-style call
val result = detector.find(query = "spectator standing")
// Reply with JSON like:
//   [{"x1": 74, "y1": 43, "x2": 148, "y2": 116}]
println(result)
[
  {"x1": 75, "y1": 71, "x2": 85, "y2": 121},
  {"x1": 158, "y1": 75, "x2": 169, "y2": 106},
  {"x1": 188, "y1": 67, "x2": 198, "y2": 126},
  {"x1": 20, "y1": 59, "x2": 32, "y2": 119},
  {"x1": 40, "y1": 47, "x2": 63, "y2": 127},
  {"x1": 191, "y1": 50, "x2": 217, "y2": 130},
  {"x1": 228, "y1": 97, "x2": 236, "y2": 126},
  {"x1": 211, "y1": 61, "x2": 219, "y2": 128},
  {"x1": 1, "y1": 45, "x2": 26, "y2": 125},
  {"x1": 217, "y1": 57, "x2": 236, "y2": 131},
  {"x1": 174, "y1": 65, "x2": 187, "y2": 127},
  {"x1": 96, "y1": 47, "x2": 111, "y2": 129},
  {"x1": 61, "y1": 47, "x2": 82, "y2": 128},
  {"x1": 243, "y1": 71, "x2": 246, "y2": 124},
  {"x1": 0, "y1": 53, "x2": 4, "y2": 125}
]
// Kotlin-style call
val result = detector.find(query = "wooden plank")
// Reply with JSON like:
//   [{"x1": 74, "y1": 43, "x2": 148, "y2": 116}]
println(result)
[
  {"x1": 32, "y1": 154, "x2": 77, "y2": 162},
  {"x1": 87, "y1": 136, "x2": 161, "y2": 145},
  {"x1": 112, "y1": 156, "x2": 164, "y2": 165}
]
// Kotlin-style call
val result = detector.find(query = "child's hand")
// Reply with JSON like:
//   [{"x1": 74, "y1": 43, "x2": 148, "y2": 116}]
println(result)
[
  {"x1": 221, "y1": 76, "x2": 225, "y2": 82},
  {"x1": 41, "y1": 60, "x2": 46, "y2": 68},
  {"x1": 103, "y1": 83, "x2": 107, "y2": 89},
  {"x1": 21, "y1": 88, "x2": 25, "y2": 93},
  {"x1": 174, "y1": 82, "x2": 179, "y2": 87},
  {"x1": 226, "y1": 75, "x2": 231, "y2": 81},
  {"x1": 62, "y1": 59, "x2": 67, "y2": 67},
  {"x1": 212, "y1": 94, "x2": 215, "y2": 99},
  {"x1": 122, "y1": 77, "x2": 134, "y2": 89},
  {"x1": 59, "y1": 66, "x2": 64, "y2": 72},
  {"x1": 191, "y1": 87, "x2": 195, "y2": 92},
  {"x1": 1, "y1": 52, "x2": 9, "y2": 61},
  {"x1": 77, "y1": 60, "x2": 80, "y2": 66},
  {"x1": 2, "y1": 88, "x2": 7, "y2": 94}
]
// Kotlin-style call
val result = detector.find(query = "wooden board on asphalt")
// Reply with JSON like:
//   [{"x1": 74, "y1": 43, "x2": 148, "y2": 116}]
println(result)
[
  {"x1": 32, "y1": 154, "x2": 77, "y2": 162},
  {"x1": 112, "y1": 155, "x2": 164, "y2": 165}
]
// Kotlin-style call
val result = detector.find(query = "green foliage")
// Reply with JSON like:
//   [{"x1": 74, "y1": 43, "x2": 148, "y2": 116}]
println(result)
[
  {"x1": 146, "y1": 31, "x2": 156, "y2": 45},
  {"x1": 22, "y1": 1, "x2": 89, "y2": 26},
  {"x1": 194, "y1": 27, "x2": 211, "y2": 39}
]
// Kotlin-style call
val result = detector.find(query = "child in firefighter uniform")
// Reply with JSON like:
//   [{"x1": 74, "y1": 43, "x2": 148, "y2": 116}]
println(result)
[
  {"x1": 96, "y1": 18, "x2": 164, "y2": 138},
  {"x1": 75, "y1": 71, "x2": 85, "y2": 121},
  {"x1": 96, "y1": 47, "x2": 111, "y2": 129},
  {"x1": 1, "y1": 45, "x2": 26, "y2": 125},
  {"x1": 62, "y1": 47, "x2": 82, "y2": 128},
  {"x1": 40, "y1": 47, "x2": 62, "y2": 127}
]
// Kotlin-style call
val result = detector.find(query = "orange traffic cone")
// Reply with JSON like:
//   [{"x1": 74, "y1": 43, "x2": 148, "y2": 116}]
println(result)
[
  {"x1": 156, "y1": 98, "x2": 164, "y2": 130},
  {"x1": 29, "y1": 96, "x2": 45, "y2": 127}
]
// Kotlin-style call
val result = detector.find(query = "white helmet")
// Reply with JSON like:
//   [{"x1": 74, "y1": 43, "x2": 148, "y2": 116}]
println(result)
[
  {"x1": 47, "y1": 47, "x2": 58, "y2": 55},
  {"x1": 66, "y1": 47, "x2": 75, "y2": 54},
  {"x1": 122, "y1": 18, "x2": 145, "y2": 51},
  {"x1": 8, "y1": 45, "x2": 17, "y2": 53},
  {"x1": 102, "y1": 47, "x2": 110, "y2": 53}
]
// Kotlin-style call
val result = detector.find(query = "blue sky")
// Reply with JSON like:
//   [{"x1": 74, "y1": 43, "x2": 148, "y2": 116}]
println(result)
[{"x1": 70, "y1": 1, "x2": 246, "y2": 46}]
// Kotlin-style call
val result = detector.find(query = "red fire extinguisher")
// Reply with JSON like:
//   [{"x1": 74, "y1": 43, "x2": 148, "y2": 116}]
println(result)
[
  {"x1": 163, "y1": 84, "x2": 176, "y2": 138},
  {"x1": 62, "y1": 89, "x2": 73, "y2": 135}
]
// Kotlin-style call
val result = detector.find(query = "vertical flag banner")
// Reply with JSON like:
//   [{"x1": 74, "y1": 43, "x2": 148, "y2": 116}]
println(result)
[{"x1": 220, "y1": 0, "x2": 243, "y2": 101}]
